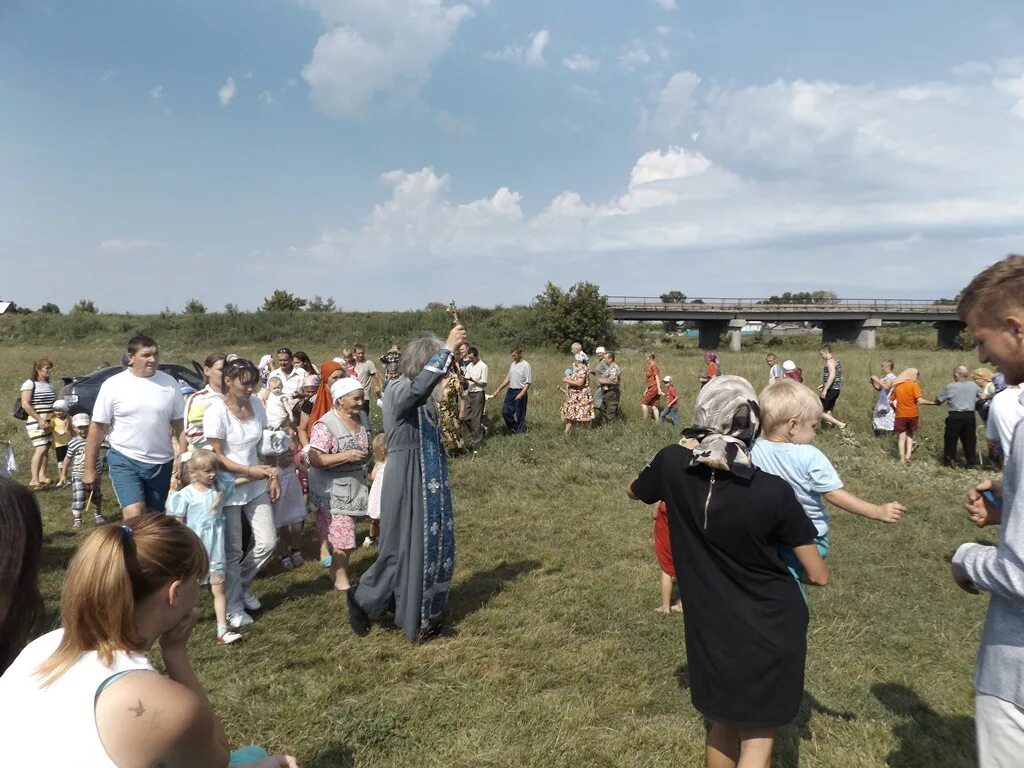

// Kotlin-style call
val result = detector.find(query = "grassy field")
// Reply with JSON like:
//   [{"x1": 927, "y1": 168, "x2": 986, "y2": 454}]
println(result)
[{"x1": 3, "y1": 339, "x2": 994, "y2": 767}]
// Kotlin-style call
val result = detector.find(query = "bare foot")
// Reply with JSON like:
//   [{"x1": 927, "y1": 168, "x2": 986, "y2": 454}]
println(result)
[
  {"x1": 655, "y1": 606, "x2": 672, "y2": 615},
  {"x1": 671, "y1": 603, "x2": 683, "y2": 613}
]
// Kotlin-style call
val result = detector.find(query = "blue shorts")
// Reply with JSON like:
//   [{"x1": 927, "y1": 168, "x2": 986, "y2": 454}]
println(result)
[
  {"x1": 106, "y1": 449, "x2": 173, "y2": 512},
  {"x1": 780, "y1": 532, "x2": 830, "y2": 600}
]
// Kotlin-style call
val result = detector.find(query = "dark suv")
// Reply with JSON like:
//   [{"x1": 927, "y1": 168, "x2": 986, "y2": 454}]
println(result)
[{"x1": 59, "y1": 363, "x2": 205, "y2": 416}]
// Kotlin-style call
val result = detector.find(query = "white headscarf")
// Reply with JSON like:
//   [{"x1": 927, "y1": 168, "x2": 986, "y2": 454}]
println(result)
[{"x1": 330, "y1": 377, "x2": 363, "y2": 403}]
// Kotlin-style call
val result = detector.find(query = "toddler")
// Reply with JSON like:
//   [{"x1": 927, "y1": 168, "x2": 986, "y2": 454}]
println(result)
[
  {"x1": 166, "y1": 449, "x2": 242, "y2": 646},
  {"x1": 364, "y1": 434, "x2": 388, "y2": 548},
  {"x1": 264, "y1": 377, "x2": 295, "y2": 434},
  {"x1": 652, "y1": 501, "x2": 681, "y2": 614},
  {"x1": 752, "y1": 379, "x2": 904, "y2": 588},
  {"x1": 273, "y1": 450, "x2": 307, "y2": 570},
  {"x1": 50, "y1": 400, "x2": 71, "y2": 486},
  {"x1": 660, "y1": 376, "x2": 679, "y2": 427},
  {"x1": 62, "y1": 413, "x2": 105, "y2": 527}
]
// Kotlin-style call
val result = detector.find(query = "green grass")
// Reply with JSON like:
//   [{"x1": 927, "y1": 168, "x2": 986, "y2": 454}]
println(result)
[{"x1": 5, "y1": 341, "x2": 992, "y2": 767}]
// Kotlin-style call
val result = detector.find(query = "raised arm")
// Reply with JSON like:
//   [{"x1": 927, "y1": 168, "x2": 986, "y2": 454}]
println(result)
[{"x1": 392, "y1": 326, "x2": 466, "y2": 419}]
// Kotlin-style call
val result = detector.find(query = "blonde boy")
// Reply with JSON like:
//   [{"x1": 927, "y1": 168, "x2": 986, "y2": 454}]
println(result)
[{"x1": 751, "y1": 380, "x2": 904, "y2": 583}]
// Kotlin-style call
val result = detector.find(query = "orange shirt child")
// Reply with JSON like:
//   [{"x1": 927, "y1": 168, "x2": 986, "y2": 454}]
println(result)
[{"x1": 890, "y1": 381, "x2": 923, "y2": 419}]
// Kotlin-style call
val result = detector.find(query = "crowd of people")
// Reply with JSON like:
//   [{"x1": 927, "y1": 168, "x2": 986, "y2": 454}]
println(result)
[{"x1": 5, "y1": 257, "x2": 1024, "y2": 767}]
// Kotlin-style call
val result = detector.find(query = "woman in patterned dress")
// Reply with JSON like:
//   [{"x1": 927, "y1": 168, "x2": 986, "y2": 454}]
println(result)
[
  {"x1": 307, "y1": 377, "x2": 369, "y2": 592},
  {"x1": 561, "y1": 353, "x2": 595, "y2": 434}
]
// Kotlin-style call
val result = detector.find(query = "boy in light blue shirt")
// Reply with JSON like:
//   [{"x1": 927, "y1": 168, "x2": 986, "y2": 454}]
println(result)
[{"x1": 752, "y1": 379, "x2": 905, "y2": 587}]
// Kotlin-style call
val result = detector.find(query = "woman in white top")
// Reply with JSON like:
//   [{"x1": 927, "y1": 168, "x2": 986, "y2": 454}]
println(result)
[
  {"x1": 0, "y1": 515, "x2": 298, "y2": 767},
  {"x1": 19, "y1": 356, "x2": 57, "y2": 489},
  {"x1": 203, "y1": 358, "x2": 280, "y2": 629}
]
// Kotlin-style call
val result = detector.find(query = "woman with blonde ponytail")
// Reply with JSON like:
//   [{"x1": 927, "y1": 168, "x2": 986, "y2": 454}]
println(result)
[{"x1": 0, "y1": 515, "x2": 297, "y2": 768}]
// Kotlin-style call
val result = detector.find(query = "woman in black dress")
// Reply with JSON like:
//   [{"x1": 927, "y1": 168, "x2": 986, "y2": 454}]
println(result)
[{"x1": 629, "y1": 375, "x2": 828, "y2": 768}]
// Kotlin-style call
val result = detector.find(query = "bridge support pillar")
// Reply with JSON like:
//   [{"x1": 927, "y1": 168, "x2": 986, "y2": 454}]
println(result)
[
  {"x1": 936, "y1": 321, "x2": 966, "y2": 349},
  {"x1": 697, "y1": 320, "x2": 728, "y2": 350},
  {"x1": 727, "y1": 319, "x2": 746, "y2": 352},
  {"x1": 821, "y1": 318, "x2": 882, "y2": 349}
]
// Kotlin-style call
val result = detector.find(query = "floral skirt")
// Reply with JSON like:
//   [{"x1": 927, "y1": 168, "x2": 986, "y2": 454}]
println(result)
[{"x1": 315, "y1": 507, "x2": 356, "y2": 551}]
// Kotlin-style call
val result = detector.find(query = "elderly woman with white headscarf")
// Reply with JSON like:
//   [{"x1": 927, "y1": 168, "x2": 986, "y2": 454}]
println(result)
[
  {"x1": 628, "y1": 375, "x2": 827, "y2": 767},
  {"x1": 347, "y1": 324, "x2": 467, "y2": 642},
  {"x1": 307, "y1": 377, "x2": 370, "y2": 592}
]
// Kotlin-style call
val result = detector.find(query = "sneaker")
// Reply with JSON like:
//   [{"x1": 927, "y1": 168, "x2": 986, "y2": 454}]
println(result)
[
  {"x1": 216, "y1": 630, "x2": 243, "y2": 646},
  {"x1": 93, "y1": 513, "x2": 106, "y2": 525},
  {"x1": 280, "y1": 555, "x2": 295, "y2": 571},
  {"x1": 241, "y1": 589, "x2": 262, "y2": 612},
  {"x1": 72, "y1": 518, "x2": 83, "y2": 529},
  {"x1": 289, "y1": 551, "x2": 304, "y2": 567},
  {"x1": 227, "y1": 611, "x2": 253, "y2": 629}
]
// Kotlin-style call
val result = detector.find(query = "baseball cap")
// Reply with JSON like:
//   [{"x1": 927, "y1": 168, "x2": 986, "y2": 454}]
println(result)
[
  {"x1": 71, "y1": 413, "x2": 91, "y2": 427},
  {"x1": 782, "y1": 360, "x2": 797, "y2": 371},
  {"x1": 52, "y1": 399, "x2": 68, "y2": 411},
  {"x1": 594, "y1": 346, "x2": 606, "y2": 356}
]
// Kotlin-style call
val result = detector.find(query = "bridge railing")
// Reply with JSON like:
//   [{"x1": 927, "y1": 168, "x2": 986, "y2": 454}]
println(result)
[{"x1": 606, "y1": 297, "x2": 956, "y2": 313}]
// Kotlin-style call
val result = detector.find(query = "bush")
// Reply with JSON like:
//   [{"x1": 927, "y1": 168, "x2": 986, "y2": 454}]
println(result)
[
  {"x1": 37, "y1": 302, "x2": 61, "y2": 314},
  {"x1": 70, "y1": 299, "x2": 98, "y2": 315},
  {"x1": 533, "y1": 281, "x2": 614, "y2": 352},
  {"x1": 184, "y1": 299, "x2": 207, "y2": 315},
  {"x1": 261, "y1": 290, "x2": 306, "y2": 312}
]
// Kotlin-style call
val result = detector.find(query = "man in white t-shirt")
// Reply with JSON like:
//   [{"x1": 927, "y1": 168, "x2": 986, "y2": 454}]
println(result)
[
  {"x1": 987, "y1": 384, "x2": 1024, "y2": 468},
  {"x1": 353, "y1": 344, "x2": 382, "y2": 415},
  {"x1": 490, "y1": 345, "x2": 532, "y2": 434},
  {"x1": 83, "y1": 335, "x2": 184, "y2": 518},
  {"x1": 267, "y1": 347, "x2": 305, "y2": 399},
  {"x1": 462, "y1": 346, "x2": 489, "y2": 443}
]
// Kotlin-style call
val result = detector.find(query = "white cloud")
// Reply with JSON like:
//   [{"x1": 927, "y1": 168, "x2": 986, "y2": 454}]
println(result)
[
  {"x1": 563, "y1": 53, "x2": 600, "y2": 73},
  {"x1": 654, "y1": 0, "x2": 676, "y2": 8},
  {"x1": 148, "y1": 84, "x2": 170, "y2": 115},
  {"x1": 485, "y1": 29, "x2": 550, "y2": 68},
  {"x1": 258, "y1": 90, "x2": 276, "y2": 108},
  {"x1": 618, "y1": 42, "x2": 651, "y2": 71},
  {"x1": 218, "y1": 76, "x2": 237, "y2": 106},
  {"x1": 295, "y1": 60, "x2": 1024, "y2": 299},
  {"x1": 301, "y1": 0, "x2": 472, "y2": 118},
  {"x1": 656, "y1": 25, "x2": 671, "y2": 36},
  {"x1": 98, "y1": 238, "x2": 169, "y2": 252}
]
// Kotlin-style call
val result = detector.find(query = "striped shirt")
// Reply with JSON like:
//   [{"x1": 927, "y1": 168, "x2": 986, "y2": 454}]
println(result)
[
  {"x1": 821, "y1": 359, "x2": 843, "y2": 391},
  {"x1": 20, "y1": 379, "x2": 56, "y2": 432},
  {"x1": 66, "y1": 436, "x2": 103, "y2": 478}
]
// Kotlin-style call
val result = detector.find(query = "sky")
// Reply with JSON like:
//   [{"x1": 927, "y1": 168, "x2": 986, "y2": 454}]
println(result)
[{"x1": 3, "y1": 0, "x2": 1024, "y2": 313}]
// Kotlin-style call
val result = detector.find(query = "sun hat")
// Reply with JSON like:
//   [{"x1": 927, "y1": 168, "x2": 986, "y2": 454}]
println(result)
[
  {"x1": 71, "y1": 413, "x2": 91, "y2": 427},
  {"x1": 782, "y1": 360, "x2": 797, "y2": 371},
  {"x1": 594, "y1": 346, "x2": 606, "y2": 356},
  {"x1": 663, "y1": 375, "x2": 672, "y2": 383},
  {"x1": 330, "y1": 377, "x2": 363, "y2": 402},
  {"x1": 52, "y1": 399, "x2": 68, "y2": 411}
]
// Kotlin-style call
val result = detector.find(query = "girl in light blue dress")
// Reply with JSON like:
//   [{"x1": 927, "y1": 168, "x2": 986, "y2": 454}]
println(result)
[{"x1": 166, "y1": 448, "x2": 242, "y2": 646}]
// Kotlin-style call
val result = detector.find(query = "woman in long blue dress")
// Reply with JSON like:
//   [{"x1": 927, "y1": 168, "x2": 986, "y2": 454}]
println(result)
[{"x1": 348, "y1": 324, "x2": 466, "y2": 642}]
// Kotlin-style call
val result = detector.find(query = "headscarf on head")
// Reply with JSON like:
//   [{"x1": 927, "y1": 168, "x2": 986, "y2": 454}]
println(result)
[
  {"x1": 574, "y1": 352, "x2": 588, "y2": 363},
  {"x1": 894, "y1": 368, "x2": 919, "y2": 384},
  {"x1": 330, "y1": 377, "x2": 362, "y2": 403},
  {"x1": 681, "y1": 375, "x2": 760, "y2": 479},
  {"x1": 704, "y1": 351, "x2": 720, "y2": 364},
  {"x1": 308, "y1": 360, "x2": 344, "y2": 425}
]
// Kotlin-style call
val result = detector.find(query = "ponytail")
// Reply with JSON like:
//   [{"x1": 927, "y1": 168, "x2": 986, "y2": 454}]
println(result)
[{"x1": 36, "y1": 516, "x2": 207, "y2": 686}]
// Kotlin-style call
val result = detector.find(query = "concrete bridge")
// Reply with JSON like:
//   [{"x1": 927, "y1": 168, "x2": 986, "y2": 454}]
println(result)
[{"x1": 608, "y1": 297, "x2": 965, "y2": 351}]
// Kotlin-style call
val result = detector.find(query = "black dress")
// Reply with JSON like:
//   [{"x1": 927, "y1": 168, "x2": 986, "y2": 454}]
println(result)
[{"x1": 632, "y1": 444, "x2": 818, "y2": 728}]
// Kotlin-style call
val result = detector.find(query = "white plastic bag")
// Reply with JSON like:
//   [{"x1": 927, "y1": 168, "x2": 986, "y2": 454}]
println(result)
[{"x1": 1, "y1": 444, "x2": 16, "y2": 478}]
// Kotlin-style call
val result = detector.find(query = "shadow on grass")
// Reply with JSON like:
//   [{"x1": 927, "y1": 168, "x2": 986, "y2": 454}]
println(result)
[
  {"x1": 872, "y1": 683, "x2": 975, "y2": 767},
  {"x1": 306, "y1": 742, "x2": 357, "y2": 768},
  {"x1": 446, "y1": 559, "x2": 542, "y2": 626},
  {"x1": 255, "y1": 575, "x2": 336, "y2": 613}
]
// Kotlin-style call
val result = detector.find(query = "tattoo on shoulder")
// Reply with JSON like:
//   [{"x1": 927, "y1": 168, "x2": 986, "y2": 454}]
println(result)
[{"x1": 126, "y1": 698, "x2": 164, "y2": 731}]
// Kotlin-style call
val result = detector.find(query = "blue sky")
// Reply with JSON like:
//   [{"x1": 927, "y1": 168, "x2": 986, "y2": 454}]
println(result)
[{"x1": 3, "y1": 0, "x2": 1024, "y2": 312}]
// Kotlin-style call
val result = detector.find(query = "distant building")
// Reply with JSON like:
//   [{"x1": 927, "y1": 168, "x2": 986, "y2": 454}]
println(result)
[{"x1": 0, "y1": 301, "x2": 17, "y2": 315}]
